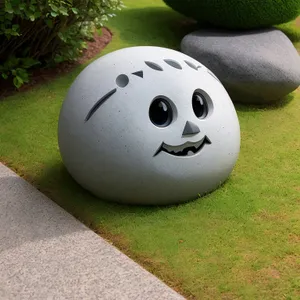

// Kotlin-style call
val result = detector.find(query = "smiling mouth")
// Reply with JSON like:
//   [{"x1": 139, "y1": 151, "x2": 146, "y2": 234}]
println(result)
[{"x1": 154, "y1": 136, "x2": 211, "y2": 157}]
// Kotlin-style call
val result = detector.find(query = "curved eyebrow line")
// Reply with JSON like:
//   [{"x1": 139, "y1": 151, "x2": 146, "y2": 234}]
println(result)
[{"x1": 85, "y1": 88, "x2": 117, "y2": 122}]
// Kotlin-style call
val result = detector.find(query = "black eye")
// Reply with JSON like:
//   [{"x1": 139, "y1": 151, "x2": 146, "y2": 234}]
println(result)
[
  {"x1": 149, "y1": 97, "x2": 173, "y2": 127},
  {"x1": 192, "y1": 92, "x2": 208, "y2": 119}
]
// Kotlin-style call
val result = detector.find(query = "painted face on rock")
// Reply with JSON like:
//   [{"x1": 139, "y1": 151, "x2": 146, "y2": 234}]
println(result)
[{"x1": 58, "y1": 46, "x2": 240, "y2": 205}]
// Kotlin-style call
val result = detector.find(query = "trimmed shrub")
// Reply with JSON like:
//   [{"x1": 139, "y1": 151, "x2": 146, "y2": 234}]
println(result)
[
  {"x1": 163, "y1": 0, "x2": 300, "y2": 30},
  {"x1": 0, "y1": 0, "x2": 123, "y2": 88}
]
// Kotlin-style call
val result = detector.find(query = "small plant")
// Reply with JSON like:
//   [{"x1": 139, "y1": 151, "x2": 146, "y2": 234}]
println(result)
[
  {"x1": 0, "y1": 0, "x2": 124, "y2": 88},
  {"x1": 0, "y1": 56, "x2": 40, "y2": 88}
]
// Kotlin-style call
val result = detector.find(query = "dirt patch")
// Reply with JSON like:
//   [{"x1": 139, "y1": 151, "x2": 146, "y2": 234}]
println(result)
[
  {"x1": 258, "y1": 267, "x2": 281, "y2": 279},
  {"x1": 0, "y1": 27, "x2": 112, "y2": 100},
  {"x1": 295, "y1": 17, "x2": 300, "y2": 28},
  {"x1": 253, "y1": 209, "x2": 287, "y2": 222},
  {"x1": 282, "y1": 254, "x2": 300, "y2": 269},
  {"x1": 219, "y1": 292, "x2": 241, "y2": 300},
  {"x1": 0, "y1": 159, "x2": 35, "y2": 182},
  {"x1": 288, "y1": 233, "x2": 300, "y2": 244}
]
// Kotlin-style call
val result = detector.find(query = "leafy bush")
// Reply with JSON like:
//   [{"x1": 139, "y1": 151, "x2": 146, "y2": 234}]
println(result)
[
  {"x1": 163, "y1": 0, "x2": 300, "y2": 30},
  {"x1": 0, "y1": 0, "x2": 123, "y2": 88}
]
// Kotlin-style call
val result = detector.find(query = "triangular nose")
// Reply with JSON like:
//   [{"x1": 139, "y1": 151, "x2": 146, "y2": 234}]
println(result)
[{"x1": 182, "y1": 121, "x2": 200, "y2": 136}]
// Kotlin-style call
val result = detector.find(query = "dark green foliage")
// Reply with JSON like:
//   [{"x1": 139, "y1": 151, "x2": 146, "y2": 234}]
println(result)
[
  {"x1": 163, "y1": 0, "x2": 300, "y2": 30},
  {"x1": 0, "y1": 0, "x2": 123, "y2": 88}
]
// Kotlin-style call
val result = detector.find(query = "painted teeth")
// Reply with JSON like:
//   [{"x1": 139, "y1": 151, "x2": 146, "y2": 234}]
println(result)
[
  {"x1": 155, "y1": 136, "x2": 211, "y2": 157},
  {"x1": 164, "y1": 142, "x2": 201, "y2": 153}
]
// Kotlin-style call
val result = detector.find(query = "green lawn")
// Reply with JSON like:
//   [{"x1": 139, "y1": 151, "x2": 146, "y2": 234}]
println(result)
[{"x1": 1, "y1": 0, "x2": 300, "y2": 299}]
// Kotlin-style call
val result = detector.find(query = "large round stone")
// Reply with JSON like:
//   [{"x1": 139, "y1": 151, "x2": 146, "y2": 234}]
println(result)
[
  {"x1": 181, "y1": 28, "x2": 300, "y2": 105},
  {"x1": 163, "y1": 0, "x2": 300, "y2": 30},
  {"x1": 58, "y1": 46, "x2": 240, "y2": 205}
]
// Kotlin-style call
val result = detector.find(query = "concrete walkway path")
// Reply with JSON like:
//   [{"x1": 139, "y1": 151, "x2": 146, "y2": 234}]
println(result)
[{"x1": 0, "y1": 163, "x2": 185, "y2": 300}]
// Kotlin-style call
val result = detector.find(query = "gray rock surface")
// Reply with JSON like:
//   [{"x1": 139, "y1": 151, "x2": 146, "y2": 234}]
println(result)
[
  {"x1": 0, "y1": 163, "x2": 185, "y2": 300},
  {"x1": 181, "y1": 28, "x2": 300, "y2": 104}
]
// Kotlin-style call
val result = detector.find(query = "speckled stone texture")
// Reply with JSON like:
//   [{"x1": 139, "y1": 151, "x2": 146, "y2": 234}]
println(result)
[
  {"x1": 181, "y1": 28, "x2": 300, "y2": 104},
  {"x1": 0, "y1": 163, "x2": 184, "y2": 300}
]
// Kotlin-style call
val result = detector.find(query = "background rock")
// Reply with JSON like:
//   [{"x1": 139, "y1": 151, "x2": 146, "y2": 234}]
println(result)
[{"x1": 181, "y1": 28, "x2": 300, "y2": 104}]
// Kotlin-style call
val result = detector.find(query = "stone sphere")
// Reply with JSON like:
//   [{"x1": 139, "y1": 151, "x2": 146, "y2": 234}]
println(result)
[
  {"x1": 163, "y1": 0, "x2": 300, "y2": 29},
  {"x1": 58, "y1": 46, "x2": 240, "y2": 205}
]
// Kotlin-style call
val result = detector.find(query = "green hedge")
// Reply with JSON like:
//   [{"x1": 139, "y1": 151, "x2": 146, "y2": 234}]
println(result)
[
  {"x1": 163, "y1": 0, "x2": 300, "y2": 29},
  {"x1": 0, "y1": 0, "x2": 123, "y2": 88}
]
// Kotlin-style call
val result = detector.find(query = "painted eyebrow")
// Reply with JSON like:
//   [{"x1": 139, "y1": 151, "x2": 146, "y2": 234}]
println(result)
[{"x1": 85, "y1": 88, "x2": 117, "y2": 122}]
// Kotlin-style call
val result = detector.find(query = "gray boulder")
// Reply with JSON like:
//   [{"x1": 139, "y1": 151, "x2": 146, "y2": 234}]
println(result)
[{"x1": 181, "y1": 28, "x2": 300, "y2": 104}]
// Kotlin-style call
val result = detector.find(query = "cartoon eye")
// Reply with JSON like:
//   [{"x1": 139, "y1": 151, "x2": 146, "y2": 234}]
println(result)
[
  {"x1": 192, "y1": 91, "x2": 209, "y2": 119},
  {"x1": 149, "y1": 97, "x2": 173, "y2": 127}
]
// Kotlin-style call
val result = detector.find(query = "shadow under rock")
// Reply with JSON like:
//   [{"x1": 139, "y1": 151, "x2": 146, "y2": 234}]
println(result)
[
  {"x1": 35, "y1": 161, "x2": 178, "y2": 222},
  {"x1": 234, "y1": 93, "x2": 295, "y2": 112},
  {"x1": 35, "y1": 158, "x2": 218, "y2": 229}
]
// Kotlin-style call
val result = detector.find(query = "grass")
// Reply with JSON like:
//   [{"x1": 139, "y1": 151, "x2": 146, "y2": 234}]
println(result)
[{"x1": 1, "y1": 0, "x2": 300, "y2": 299}]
